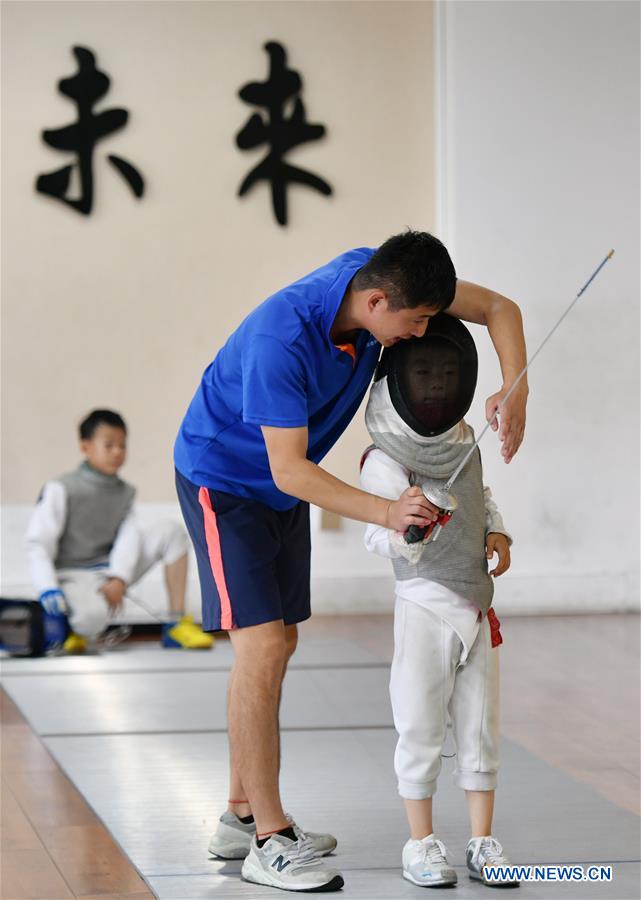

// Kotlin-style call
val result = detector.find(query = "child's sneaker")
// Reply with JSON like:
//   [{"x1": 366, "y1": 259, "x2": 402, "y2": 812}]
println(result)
[
  {"x1": 241, "y1": 832, "x2": 343, "y2": 892},
  {"x1": 162, "y1": 615, "x2": 214, "y2": 649},
  {"x1": 466, "y1": 836, "x2": 520, "y2": 887},
  {"x1": 63, "y1": 632, "x2": 87, "y2": 653},
  {"x1": 402, "y1": 834, "x2": 458, "y2": 887},
  {"x1": 208, "y1": 811, "x2": 337, "y2": 859}
]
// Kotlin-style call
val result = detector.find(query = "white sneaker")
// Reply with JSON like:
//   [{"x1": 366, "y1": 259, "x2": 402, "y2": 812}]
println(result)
[
  {"x1": 402, "y1": 834, "x2": 458, "y2": 888},
  {"x1": 241, "y1": 833, "x2": 344, "y2": 892},
  {"x1": 208, "y1": 810, "x2": 337, "y2": 860},
  {"x1": 208, "y1": 811, "x2": 257, "y2": 859},
  {"x1": 467, "y1": 836, "x2": 520, "y2": 887},
  {"x1": 286, "y1": 813, "x2": 337, "y2": 857}
]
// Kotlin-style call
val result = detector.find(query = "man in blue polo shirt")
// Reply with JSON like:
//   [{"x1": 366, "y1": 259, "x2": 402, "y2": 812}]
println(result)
[{"x1": 174, "y1": 231, "x2": 528, "y2": 892}]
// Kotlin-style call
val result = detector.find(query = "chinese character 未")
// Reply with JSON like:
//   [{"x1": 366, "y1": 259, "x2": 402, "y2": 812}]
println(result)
[{"x1": 36, "y1": 46, "x2": 145, "y2": 215}]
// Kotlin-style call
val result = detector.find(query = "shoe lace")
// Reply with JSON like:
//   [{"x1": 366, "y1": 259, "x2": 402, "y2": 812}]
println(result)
[
  {"x1": 423, "y1": 839, "x2": 448, "y2": 867},
  {"x1": 280, "y1": 833, "x2": 318, "y2": 871},
  {"x1": 480, "y1": 837, "x2": 506, "y2": 864}
]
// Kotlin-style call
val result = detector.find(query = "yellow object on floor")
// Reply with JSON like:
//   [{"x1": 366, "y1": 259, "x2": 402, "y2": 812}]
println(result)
[
  {"x1": 162, "y1": 615, "x2": 214, "y2": 649},
  {"x1": 63, "y1": 632, "x2": 88, "y2": 653}
]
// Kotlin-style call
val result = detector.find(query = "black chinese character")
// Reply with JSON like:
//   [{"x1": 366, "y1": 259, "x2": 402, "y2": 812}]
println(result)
[
  {"x1": 36, "y1": 46, "x2": 144, "y2": 215},
  {"x1": 236, "y1": 41, "x2": 332, "y2": 226}
]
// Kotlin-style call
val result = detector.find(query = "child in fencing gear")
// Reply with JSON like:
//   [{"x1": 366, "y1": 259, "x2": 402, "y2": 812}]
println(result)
[
  {"x1": 360, "y1": 314, "x2": 519, "y2": 888},
  {"x1": 25, "y1": 409, "x2": 212, "y2": 652}
]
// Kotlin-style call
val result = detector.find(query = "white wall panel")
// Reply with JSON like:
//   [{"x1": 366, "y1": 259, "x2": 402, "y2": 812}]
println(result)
[{"x1": 437, "y1": 0, "x2": 639, "y2": 611}]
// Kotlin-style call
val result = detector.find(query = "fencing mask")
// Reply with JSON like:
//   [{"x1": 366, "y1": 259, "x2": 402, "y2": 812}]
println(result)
[{"x1": 376, "y1": 312, "x2": 478, "y2": 438}]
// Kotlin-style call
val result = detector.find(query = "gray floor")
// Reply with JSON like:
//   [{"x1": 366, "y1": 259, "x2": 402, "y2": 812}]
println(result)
[
  {"x1": 2, "y1": 639, "x2": 640, "y2": 899},
  {"x1": 0, "y1": 636, "x2": 384, "y2": 674},
  {"x1": 1, "y1": 666, "x2": 393, "y2": 734}
]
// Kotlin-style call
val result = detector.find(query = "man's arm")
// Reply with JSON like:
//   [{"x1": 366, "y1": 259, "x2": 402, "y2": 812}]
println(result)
[
  {"x1": 447, "y1": 280, "x2": 528, "y2": 462},
  {"x1": 261, "y1": 426, "x2": 437, "y2": 532}
]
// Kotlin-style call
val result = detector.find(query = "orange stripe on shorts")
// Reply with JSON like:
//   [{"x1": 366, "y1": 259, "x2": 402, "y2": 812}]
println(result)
[{"x1": 198, "y1": 487, "x2": 234, "y2": 630}]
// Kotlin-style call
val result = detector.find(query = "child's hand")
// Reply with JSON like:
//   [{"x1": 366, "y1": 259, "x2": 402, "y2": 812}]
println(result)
[
  {"x1": 486, "y1": 533, "x2": 511, "y2": 577},
  {"x1": 99, "y1": 577, "x2": 126, "y2": 609}
]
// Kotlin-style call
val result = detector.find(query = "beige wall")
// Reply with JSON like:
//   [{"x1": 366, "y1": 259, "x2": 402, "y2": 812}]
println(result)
[{"x1": 2, "y1": 0, "x2": 435, "y2": 503}]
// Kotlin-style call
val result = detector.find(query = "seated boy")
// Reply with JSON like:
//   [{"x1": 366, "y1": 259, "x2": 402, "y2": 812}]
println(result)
[
  {"x1": 25, "y1": 409, "x2": 213, "y2": 652},
  {"x1": 360, "y1": 314, "x2": 519, "y2": 888}
]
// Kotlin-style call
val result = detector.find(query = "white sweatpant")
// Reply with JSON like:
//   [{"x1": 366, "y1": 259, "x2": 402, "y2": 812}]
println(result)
[
  {"x1": 57, "y1": 521, "x2": 189, "y2": 640},
  {"x1": 390, "y1": 595, "x2": 500, "y2": 799}
]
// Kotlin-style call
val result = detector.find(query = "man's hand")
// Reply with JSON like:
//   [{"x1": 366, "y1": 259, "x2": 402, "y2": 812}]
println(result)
[
  {"x1": 99, "y1": 577, "x2": 126, "y2": 610},
  {"x1": 486, "y1": 532, "x2": 511, "y2": 577},
  {"x1": 485, "y1": 381, "x2": 528, "y2": 464},
  {"x1": 385, "y1": 486, "x2": 438, "y2": 533},
  {"x1": 449, "y1": 280, "x2": 528, "y2": 464},
  {"x1": 261, "y1": 425, "x2": 438, "y2": 531}
]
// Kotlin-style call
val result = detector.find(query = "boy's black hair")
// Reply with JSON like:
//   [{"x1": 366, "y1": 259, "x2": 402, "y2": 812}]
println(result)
[
  {"x1": 79, "y1": 409, "x2": 127, "y2": 440},
  {"x1": 352, "y1": 230, "x2": 457, "y2": 311}
]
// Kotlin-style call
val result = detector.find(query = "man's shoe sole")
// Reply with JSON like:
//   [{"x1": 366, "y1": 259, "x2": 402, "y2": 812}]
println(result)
[
  {"x1": 241, "y1": 857, "x2": 344, "y2": 893},
  {"x1": 403, "y1": 870, "x2": 458, "y2": 888},
  {"x1": 208, "y1": 846, "x2": 250, "y2": 860},
  {"x1": 241, "y1": 873, "x2": 344, "y2": 893}
]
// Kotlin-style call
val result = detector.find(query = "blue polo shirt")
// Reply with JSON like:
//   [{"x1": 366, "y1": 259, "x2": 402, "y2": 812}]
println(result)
[{"x1": 174, "y1": 247, "x2": 381, "y2": 510}]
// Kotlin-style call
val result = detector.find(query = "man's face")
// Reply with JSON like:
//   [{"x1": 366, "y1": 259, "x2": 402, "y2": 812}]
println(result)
[
  {"x1": 80, "y1": 424, "x2": 127, "y2": 475},
  {"x1": 368, "y1": 297, "x2": 441, "y2": 347}
]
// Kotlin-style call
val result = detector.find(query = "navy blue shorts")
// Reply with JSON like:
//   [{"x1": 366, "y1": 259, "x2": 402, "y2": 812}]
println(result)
[{"x1": 175, "y1": 468, "x2": 311, "y2": 632}]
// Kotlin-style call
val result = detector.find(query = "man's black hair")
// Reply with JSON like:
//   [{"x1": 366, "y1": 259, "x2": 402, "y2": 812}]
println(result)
[
  {"x1": 352, "y1": 230, "x2": 457, "y2": 311},
  {"x1": 79, "y1": 409, "x2": 127, "y2": 440}
]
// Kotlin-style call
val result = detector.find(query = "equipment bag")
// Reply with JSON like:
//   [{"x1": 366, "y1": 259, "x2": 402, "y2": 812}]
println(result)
[{"x1": 0, "y1": 598, "x2": 47, "y2": 657}]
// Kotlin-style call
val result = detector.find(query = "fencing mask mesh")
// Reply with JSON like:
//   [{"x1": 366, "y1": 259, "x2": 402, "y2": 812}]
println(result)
[{"x1": 376, "y1": 313, "x2": 478, "y2": 437}]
